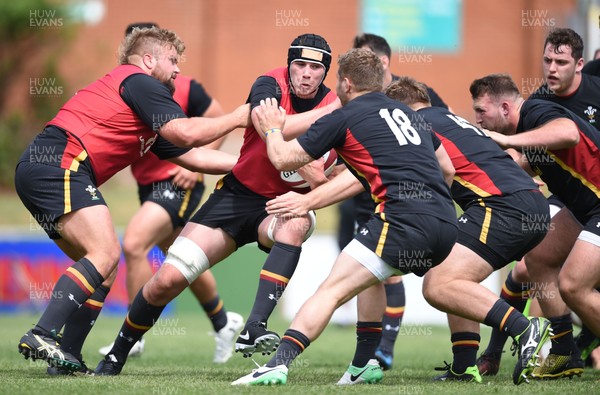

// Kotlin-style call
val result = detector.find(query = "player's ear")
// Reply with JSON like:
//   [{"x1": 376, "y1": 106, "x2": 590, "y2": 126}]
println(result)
[
  {"x1": 501, "y1": 101, "x2": 510, "y2": 116},
  {"x1": 575, "y1": 57, "x2": 584, "y2": 72},
  {"x1": 142, "y1": 52, "x2": 156, "y2": 69}
]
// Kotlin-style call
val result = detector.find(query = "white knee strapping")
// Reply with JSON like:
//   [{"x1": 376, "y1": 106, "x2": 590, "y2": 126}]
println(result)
[
  {"x1": 343, "y1": 239, "x2": 403, "y2": 281},
  {"x1": 267, "y1": 210, "x2": 317, "y2": 242},
  {"x1": 164, "y1": 237, "x2": 210, "y2": 284}
]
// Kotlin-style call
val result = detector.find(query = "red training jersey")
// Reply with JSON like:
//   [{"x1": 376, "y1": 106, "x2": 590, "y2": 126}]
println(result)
[{"x1": 232, "y1": 67, "x2": 337, "y2": 197}]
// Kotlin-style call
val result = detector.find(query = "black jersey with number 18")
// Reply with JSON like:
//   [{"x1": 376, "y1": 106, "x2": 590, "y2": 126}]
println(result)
[{"x1": 297, "y1": 91, "x2": 457, "y2": 227}]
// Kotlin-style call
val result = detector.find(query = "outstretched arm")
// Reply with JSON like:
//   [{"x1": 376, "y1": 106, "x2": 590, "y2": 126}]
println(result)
[
  {"x1": 267, "y1": 168, "x2": 365, "y2": 217},
  {"x1": 487, "y1": 118, "x2": 579, "y2": 150},
  {"x1": 160, "y1": 103, "x2": 250, "y2": 148},
  {"x1": 169, "y1": 148, "x2": 238, "y2": 174}
]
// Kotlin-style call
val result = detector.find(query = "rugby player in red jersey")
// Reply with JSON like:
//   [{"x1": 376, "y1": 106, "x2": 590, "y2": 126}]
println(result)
[
  {"x1": 94, "y1": 34, "x2": 342, "y2": 376},
  {"x1": 16, "y1": 26, "x2": 248, "y2": 373}
]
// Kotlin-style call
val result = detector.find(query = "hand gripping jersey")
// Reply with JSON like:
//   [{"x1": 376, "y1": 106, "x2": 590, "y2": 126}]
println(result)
[{"x1": 231, "y1": 67, "x2": 338, "y2": 198}]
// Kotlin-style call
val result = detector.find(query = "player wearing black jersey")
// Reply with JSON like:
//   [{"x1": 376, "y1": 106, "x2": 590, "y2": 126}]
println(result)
[
  {"x1": 478, "y1": 28, "x2": 598, "y2": 378},
  {"x1": 383, "y1": 78, "x2": 550, "y2": 383},
  {"x1": 471, "y1": 73, "x2": 600, "y2": 381},
  {"x1": 232, "y1": 49, "x2": 551, "y2": 387},
  {"x1": 346, "y1": 33, "x2": 452, "y2": 370}
]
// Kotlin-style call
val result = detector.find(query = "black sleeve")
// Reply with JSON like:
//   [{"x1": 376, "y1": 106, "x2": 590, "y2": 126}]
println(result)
[
  {"x1": 518, "y1": 99, "x2": 571, "y2": 132},
  {"x1": 248, "y1": 76, "x2": 283, "y2": 110},
  {"x1": 149, "y1": 135, "x2": 191, "y2": 159},
  {"x1": 120, "y1": 73, "x2": 187, "y2": 133},
  {"x1": 426, "y1": 86, "x2": 448, "y2": 109},
  {"x1": 187, "y1": 80, "x2": 213, "y2": 117},
  {"x1": 582, "y1": 59, "x2": 600, "y2": 77},
  {"x1": 297, "y1": 110, "x2": 347, "y2": 159}
]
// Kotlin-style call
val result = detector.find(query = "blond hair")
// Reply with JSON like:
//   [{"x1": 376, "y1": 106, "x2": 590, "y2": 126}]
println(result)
[
  {"x1": 337, "y1": 48, "x2": 384, "y2": 92},
  {"x1": 119, "y1": 26, "x2": 185, "y2": 65}
]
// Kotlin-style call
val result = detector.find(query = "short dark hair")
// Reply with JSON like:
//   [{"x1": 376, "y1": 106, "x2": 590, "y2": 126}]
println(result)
[
  {"x1": 337, "y1": 48, "x2": 384, "y2": 92},
  {"x1": 352, "y1": 33, "x2": 391, "y2": 58},
  {"x1": 544, "y1": 28, "x2": 584, "y2": 61},
  {"x1": 469, "y1": 73, "x2": 520, "y2": 100},
  {"x1": 385, "y1": 77, "x2": 431, "y2": 106}
]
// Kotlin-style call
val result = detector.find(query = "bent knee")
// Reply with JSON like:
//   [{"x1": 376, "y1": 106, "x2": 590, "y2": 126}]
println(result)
[
  {"x1": 558, "y1": 272, "x2": 583, "y2": 303},
  {"x1": 273, "y1": 216, "x2": 312, "y2": 245}
]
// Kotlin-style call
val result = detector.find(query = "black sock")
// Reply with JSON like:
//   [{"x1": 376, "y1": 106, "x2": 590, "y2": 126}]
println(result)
[
  {"x1": 109, "y1": 289, "x2": 165, "y2": 363},
  {"x1": 35, "y1": 258, "x2": 104, "y2": 336},
  {"x1": 352, "y1": 321, "x2": 382, "y2": 367},
  {"x1": 201, "y1": 294, "x2": 228, "y2": 332},
  {"x1": 576, "y1": 324, "x2": 598, "y2": 350},
  {"x1": 483, "y1": 299, "x2": 530, "y2": 339},
  {"x1": 451, "y1": 332, "x2": 480, "y2": 373},
  {"x1": 548, "y1": 314, "x2": 576, "y2": 355},
  {"x1": 378, "y1": 281, "x2": 405, "y2": 354},
  {"x1": 60, "y1": 285, "x2": 110, "y2": 358},
  {"x1": 484, "y1": 271, "x2": 530, "y2": 358},
  {"x1": 247, "y1": 242, "x2": 301, "y2": 324},
  {"x1": 266, "y1": 329, "x2": 310, "y2": 368}
]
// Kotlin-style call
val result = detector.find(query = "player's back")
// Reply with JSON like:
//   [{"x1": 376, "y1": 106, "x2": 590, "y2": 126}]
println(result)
[
  {"x1": 418, "y1": 106, "x2": 538, "y2": 208},
  {"x1": 335, "y1": 92, "x2": 456, "y2": 225}
]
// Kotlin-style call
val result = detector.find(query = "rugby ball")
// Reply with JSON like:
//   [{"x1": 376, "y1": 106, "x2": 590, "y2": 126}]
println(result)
[{"x1": 280, "y1": 149, "x2": 338, "y2": 189}]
